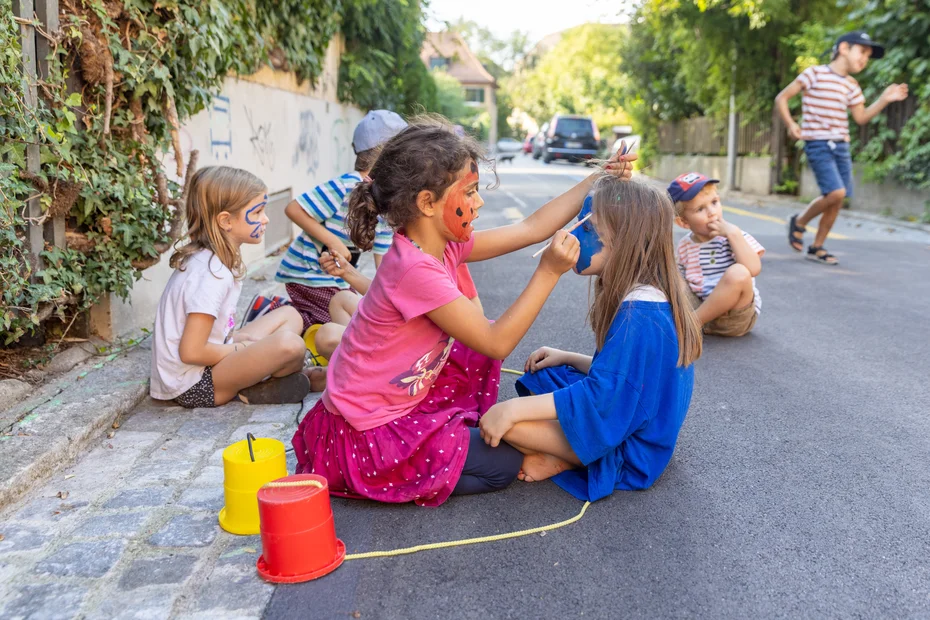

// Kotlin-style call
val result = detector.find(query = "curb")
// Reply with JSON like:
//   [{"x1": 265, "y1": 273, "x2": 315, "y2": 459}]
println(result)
[{"x1": 0, "y1": 343, "x2": 150, "y2": 513}]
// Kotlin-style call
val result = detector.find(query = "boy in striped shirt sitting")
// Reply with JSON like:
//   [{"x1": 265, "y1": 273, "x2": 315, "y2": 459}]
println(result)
[
  {"x1": 274, "y1": 110, "x2": 406, "y2": 338},
  {"x1": 669, "y1": 173, "x2": 764, "y2": 338},
  {"x1": 774, "y1": 31, "x2": 908, "y2": 265}
]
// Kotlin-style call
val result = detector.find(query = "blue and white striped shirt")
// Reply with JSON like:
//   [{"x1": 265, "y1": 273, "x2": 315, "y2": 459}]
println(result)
[{"x1": 275, "y1": 171, "x2": 393, "y2": 288}]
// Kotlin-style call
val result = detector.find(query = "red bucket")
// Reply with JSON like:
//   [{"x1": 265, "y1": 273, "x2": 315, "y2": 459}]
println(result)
[{"x1": 256, "y1": 474, "x2": 346, "y2": 583}]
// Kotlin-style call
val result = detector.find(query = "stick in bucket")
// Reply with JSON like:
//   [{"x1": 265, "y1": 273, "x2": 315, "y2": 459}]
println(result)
[{"x1": 532, "y1": 213, "x2": 593, "y2": 258}]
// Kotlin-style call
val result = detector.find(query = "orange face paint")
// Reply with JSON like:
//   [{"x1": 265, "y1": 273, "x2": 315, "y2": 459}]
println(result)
[{"x1": 442, "y1": 161, "x2": 480, "y2": 242}]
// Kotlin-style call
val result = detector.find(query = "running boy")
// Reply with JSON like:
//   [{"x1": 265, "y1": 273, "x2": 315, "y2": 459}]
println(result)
[
  {"x1": 669, "y1": 173, "x2": 764, "y2": 338},
  {"x1": 775, "y1": 31, "x2": 908, "y2": 265},
  {"x1": 274, "y1": 110, "x2": 406, "y2": 329}
]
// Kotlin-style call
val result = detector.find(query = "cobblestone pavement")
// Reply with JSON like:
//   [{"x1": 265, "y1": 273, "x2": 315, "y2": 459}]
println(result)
[{"x1": 0, "y1": 391, "x2": 314, "y2": 619}]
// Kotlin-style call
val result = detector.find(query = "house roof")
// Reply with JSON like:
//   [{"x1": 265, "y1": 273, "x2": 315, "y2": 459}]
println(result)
[{"x1": 421, "y1": 32, "x2": 497, "y2": 87}]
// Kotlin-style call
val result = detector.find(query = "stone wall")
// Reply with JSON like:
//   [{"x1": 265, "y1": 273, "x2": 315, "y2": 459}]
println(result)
[{"x1": 653, "y1": 154, "x2": 773, "y2": 196}]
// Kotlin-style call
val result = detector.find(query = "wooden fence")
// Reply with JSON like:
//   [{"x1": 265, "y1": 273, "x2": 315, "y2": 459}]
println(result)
[
  {"x1": 15, "y1": 0, "x2": 64, "y2": 280},
  {"x1": 658, "y1": 115, "x2": 772, "y2": 156}
]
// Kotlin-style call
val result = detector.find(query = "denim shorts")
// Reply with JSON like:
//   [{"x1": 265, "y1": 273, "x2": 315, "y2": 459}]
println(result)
[{"x1": 805, "y1": 140, "x2": 853, "y2": 198}]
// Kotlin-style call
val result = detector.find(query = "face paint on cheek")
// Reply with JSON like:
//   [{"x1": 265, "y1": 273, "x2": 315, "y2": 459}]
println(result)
[
  {"x1": 571, "y1": 194, "x2": 603, "y2": 274},
  {"x1": 442, "y1": 162, "x2": 479, "y2": 242},
  {"x1": 244, "y1": 195, "x2": 267, "y2": 239}
]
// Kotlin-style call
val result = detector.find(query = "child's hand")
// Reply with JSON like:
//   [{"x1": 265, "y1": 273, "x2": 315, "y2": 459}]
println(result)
[
  {"x1": 787, "y1": 121, "x2": 802, "y2": 141},
  {"x1": 706, "y1": 217, "x2": 737, "y2": 239},
  {"x1": 525, "y1": 346, "x2": 567, "y2": 373},
  {"x1": 327, "y1": 240, "x2": 353, "y2": 264},
  {"x1": 320, "y1": 251, "x2": 347, "y2": 277},
  {"x1": 479, "y1": 402, "x2": 515, "y2": 448},
  {"x1": 538, "y1": 230, "x2": 580, "y2": 276},
  {"x1": 881, "y1": 83, "x2": 909, "y2": 104}
]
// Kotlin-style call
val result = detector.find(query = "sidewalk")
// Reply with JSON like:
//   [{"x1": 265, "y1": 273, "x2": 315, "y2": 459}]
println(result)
[{"x1": 0, "y1": 252, "x2": 373, "y2": 618}]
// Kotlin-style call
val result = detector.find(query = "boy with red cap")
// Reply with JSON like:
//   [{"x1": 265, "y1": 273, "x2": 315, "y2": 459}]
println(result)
[{"x1": 669, "y1": 173, "x2": 765, "y2": 338}]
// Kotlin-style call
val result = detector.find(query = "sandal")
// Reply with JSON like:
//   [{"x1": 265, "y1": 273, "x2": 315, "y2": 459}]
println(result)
[
  {"x1": 788, "y1": 214, "x2": 805, "y2": 252},
  {"x1": 238, "y1": 372, "x2": 310, "y2": 405},
  {"x1": 805, "y1": 245, "x2": 839, "y2": 265}
]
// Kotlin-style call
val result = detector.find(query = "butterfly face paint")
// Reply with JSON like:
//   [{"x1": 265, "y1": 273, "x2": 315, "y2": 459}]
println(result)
[
  {"x1": 442, "y1": 161, "x2": 480, "y2": 242},
  {"x1": 572, "y1": 193, "x2": 604, "y2": 275},
  {"x1": 244, "y1": 195, "x2": 267, "y2": 239}
]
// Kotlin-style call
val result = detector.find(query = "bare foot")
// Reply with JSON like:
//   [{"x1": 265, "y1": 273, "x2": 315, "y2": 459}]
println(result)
[
  {"x1": 304, "y1": 367, "x2": 327, "y2": 393},
  {"x1": 517, "y1": 453, "x2": 572, "y2": 483}
]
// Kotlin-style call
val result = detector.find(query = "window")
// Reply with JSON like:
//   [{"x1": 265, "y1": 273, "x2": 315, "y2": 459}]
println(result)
[
  {"x1": 464, "y1": 88, "x2": 485, "y2": 104},
  {"x1": 429, "y1": 57, "x2": 449, "y2": 70}
]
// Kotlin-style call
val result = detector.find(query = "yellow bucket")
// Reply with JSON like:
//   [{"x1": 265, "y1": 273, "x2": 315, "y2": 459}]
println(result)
[
  {"x1": 218, "y1": 434, "x2": 287, "y2": 535},
  {"x1": 302, "y1": 324, "x2": 329, "y2": 367}
]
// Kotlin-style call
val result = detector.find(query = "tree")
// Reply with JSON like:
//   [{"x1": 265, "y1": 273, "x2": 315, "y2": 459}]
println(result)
[
  {"x1": 507, "y1": 24, "x2": 630, "y2": 133},
  {"x1": 847, "y1": 0, "x2": 930, "y2": 192},
  {"x1": 338, "y1": 0, "x2": 437, "y2": 114}
]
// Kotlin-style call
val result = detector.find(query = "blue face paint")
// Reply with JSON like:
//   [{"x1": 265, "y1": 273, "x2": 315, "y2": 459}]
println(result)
[
  {"x1": 244, "y1": 195, "x2": 267, "y2": 239},
  {"x1": 572, "y1": 193, "x2": 603, "y2": 274}
]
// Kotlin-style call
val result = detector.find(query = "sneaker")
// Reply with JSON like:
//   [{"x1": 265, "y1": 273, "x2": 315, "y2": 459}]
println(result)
[{"x1": 241, "y1": 295, "x2": 291, "y2": 326}]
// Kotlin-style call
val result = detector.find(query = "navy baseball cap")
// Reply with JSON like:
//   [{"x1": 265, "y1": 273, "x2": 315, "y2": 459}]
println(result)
[
  {"x1": 352, "y1": 110, "x2": 408, "y2": 153},
  {"x1": 834, "y1": 31, "x2": 885, "y2": 59},
  {"x1": 667, "y1": 172, "x2": 719, "y2": 203}
]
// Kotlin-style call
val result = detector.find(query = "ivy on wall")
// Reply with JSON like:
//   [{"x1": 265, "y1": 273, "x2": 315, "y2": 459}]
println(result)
[{"x1": 1, "y1": 0, "x2": 434, "y2": 345}]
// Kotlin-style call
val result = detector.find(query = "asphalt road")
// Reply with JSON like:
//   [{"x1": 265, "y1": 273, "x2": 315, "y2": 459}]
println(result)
[{"x1": 266, "y1": 157, "x2": 930, "y2": 619}]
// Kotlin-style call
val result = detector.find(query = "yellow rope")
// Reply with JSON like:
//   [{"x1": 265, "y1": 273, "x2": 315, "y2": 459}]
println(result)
[
  {"x1": 344, "y1": 501, "x2": 590, "y2": 560},
  {"x1": 259, "y1": 460, "x2": 593, "y2": 561},
  {"x1": 501, "y1": 368, "x2": 524, "y2": 376}
]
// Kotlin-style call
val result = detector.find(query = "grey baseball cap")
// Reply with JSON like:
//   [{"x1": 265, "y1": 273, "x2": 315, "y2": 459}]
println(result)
[{"x1": 353, "y1": 110, "x2": 408, "y2": 153}]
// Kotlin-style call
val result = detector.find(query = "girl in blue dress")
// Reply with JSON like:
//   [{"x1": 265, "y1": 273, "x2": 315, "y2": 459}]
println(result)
[{"x1": 479, "y1": 177, "x2": 703, "y2": 501}]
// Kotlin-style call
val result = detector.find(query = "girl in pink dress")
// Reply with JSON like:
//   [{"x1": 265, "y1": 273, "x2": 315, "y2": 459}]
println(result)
[{"x1": 292, "y1": 120, "x2": 636, "y2": 506}]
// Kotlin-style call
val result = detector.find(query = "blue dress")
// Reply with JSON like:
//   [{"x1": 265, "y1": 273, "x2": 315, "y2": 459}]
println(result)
[{"x1": 516, "y1": 300, "x2": 694, "y2": 501}]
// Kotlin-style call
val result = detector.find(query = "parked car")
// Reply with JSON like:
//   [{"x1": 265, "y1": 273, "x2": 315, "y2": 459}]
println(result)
[
  {"x1": 522, "y1": 133, "x2": 534, "y2": 154},
  {"x1": 496, "y1": 137, "x2": 524, "y2": 154},
  {"x1": 539, "y1": 114, "x2": 599, "y2": 164},
  {"x1": 532, "y1": 123, "x2": 549, "y2": 159}
]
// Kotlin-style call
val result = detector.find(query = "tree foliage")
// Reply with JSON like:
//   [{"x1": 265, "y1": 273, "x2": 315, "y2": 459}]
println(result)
[
  {"x1": 508, "y1": 24, "x2": 629, "y2": 133},
  {"x1": 848, "y1": 0, "x2": 930, "y2": 191},
  {"x1": 338, "y1": 0, "x2": 437, "y2": 115},
  {"x1": 1, "y1": 0, "x2": 431, "y2": 345}
]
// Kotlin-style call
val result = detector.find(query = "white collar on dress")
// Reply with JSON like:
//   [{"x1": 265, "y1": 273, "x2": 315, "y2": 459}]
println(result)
[{"x1": 623, "y1": 284, "x2": 667, "y2": 303}]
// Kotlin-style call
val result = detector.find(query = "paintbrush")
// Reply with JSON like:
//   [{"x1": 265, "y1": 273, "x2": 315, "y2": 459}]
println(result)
[{"x1": 532, "y1": 213, "x2": 593, "y2": 258}]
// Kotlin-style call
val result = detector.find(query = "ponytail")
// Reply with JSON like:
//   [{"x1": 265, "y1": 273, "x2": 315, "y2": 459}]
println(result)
[{"x1": 346, "y1": 180, "x2": 380, "y2": 252}]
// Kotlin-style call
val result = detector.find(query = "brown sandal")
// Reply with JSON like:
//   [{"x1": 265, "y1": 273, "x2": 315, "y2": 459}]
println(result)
[
  {"x1": 788, "y1": 214, "x2": 805, "y2": 252},
  {"x1": 238, "y1": 372, "x2": 310, "y2": 405}
]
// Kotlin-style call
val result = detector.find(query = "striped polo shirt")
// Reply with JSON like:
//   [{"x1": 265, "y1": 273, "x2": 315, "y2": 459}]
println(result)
[
  {"x1": 795, "y1": 65, "x2": 865, "y2": 142},
  {"x1": 275, "y1": 171, "x2": 393, "y2": 289},
  {"x1": 676, "y1": 231, "x2": 765, "y2": 315}
]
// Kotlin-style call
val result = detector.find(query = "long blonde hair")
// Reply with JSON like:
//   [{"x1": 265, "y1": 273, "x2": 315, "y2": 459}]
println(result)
[
  {"x1": 170, "y1": 166, "x2": 267, "y2": 278},
  {"x1": 588, "y1": 176, "x2": 702, "y2": 367}
]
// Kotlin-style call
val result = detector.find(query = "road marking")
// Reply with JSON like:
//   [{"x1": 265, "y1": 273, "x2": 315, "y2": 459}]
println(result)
[
  {"x1": 503, "y1": 189, "x2": 528, "y2": 210},
  {"x1": 503, "y1": 207, "x2": 523, "y2": 222},
  {"x1": 723, "y1": 205, "x2": 850, "y2": 240}
]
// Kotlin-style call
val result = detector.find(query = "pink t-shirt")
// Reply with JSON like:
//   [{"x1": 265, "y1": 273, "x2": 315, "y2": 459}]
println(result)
[{"x1": 322, "y1": 233, "x2": 473, "y2": 431}]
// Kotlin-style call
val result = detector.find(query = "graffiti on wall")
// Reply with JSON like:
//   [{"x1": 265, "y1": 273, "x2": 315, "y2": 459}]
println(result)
[
  {"x1": 244, "y1": 106, "x2": 275, "y2": 170},
  {"x1": 330, "y1": 118, "x2": 350, "y2": 172},
  {"x1": 293, "y1": 110, "x2": 320, "y2": 175},
  {"x1": 210, "y1": 95, "x2": 232, "y2": 160}
]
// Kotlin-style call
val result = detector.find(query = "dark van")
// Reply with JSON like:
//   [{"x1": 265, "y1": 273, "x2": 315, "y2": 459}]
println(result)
[{"x1": 541, "y1": 114, "x2": 600, "y2": 163}]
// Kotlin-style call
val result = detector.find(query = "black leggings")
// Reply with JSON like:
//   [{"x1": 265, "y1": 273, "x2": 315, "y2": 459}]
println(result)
[{"x1": 452, "y1": 427, "x2": 523, "y2": 495}]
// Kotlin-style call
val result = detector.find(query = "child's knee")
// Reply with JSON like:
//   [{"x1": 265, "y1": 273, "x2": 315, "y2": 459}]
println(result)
[
  {"x1": 315, "y1": 323, "x2": 344, "y2": 356},
  {"x1": 276, "y1": 305, "x2": 303, "y2": 331},
  {"x1": 722, "y1": 263, "x2": 751, "y2": 287},
  {"x1": 328, "y1": 290, "x2": 358, "y2": 315},
  {"x1": 273, "y1": 330, "x2": 307, "y2": 361},
  {"x1": 826, "y1": 188, "x2": 846, "y2": 204}
]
